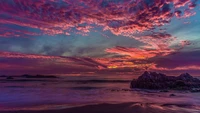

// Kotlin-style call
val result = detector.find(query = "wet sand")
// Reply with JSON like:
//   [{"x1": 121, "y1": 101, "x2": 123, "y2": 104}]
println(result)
[{"x1": 0, "y1": 102, "x2": 198, "y2": 113}]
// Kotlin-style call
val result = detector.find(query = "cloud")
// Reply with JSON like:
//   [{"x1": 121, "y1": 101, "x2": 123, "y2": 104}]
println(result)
[
  {"x1": 150, "y1": 63, "x2": 200, "y2": 71},
  {"x1": 95, "y1": 56, "x2": 149, "y2": 70},
  {"x1": 0, "y1": 50, "x2": 152, "y2": 74},
  {"x1": 175, "y1": 10, "x2": 182, "y2": 18},
  {"x1": 105, "y1": 32, "x2": 190, "y2": 59},
  {"x1": 0, "y1": 51, "x2": 107, "y2": 71},
  {"x1": 188, "y1": 0, "x2": 198, "y2": 9},
  {"x1": 0, "y1": 0, "x2": 197, "y2": 37},
  {"x1": 0, "y1": 51, "x2": 61, "y2": 59},
  {"x1": 1, "y1": 49, "x2": 200, "y2": 75},
  {"x1": 172, "y1": 0, "x2": 191, "y2": 8},
  {"x1": 0, "y1": 0, "x2": 196, "y2": 58},
  {"x1": 151, "y1": 50, "x2": 200, "y2": 68},
  {"x1": 106, "y1": 46, "x2": 176, "y2": 59},
  {"x1": 0, "y1": 0, "x2": 199, "y2": 74},
  {"x1": 182, "y1": 9, "x2": 196, "y2": 18},
  {"x1": 180, "y1": 40, "x2": 192, "y2": 47}
]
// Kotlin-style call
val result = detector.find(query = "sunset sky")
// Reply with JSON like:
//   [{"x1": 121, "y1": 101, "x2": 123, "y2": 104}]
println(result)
[{"x1": 0, "y1": 0, "x2": 200, "y2": 75}]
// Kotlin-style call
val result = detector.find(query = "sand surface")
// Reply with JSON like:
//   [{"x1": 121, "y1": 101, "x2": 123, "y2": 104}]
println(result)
[{"x1": 1, "y1": 102, "x2": 198, "y2": 113}]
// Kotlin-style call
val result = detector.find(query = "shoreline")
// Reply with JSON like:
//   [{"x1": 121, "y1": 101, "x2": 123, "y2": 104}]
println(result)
[{"x1": 1, "y1": 102, "x2": 199, "y2": 113}]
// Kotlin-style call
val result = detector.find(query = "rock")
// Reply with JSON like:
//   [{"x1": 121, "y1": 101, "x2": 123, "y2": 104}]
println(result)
[
  {"x1": 177, "y1": 73, "x2": 195, "y2": 82},
  {"x1": 122, "y1": 89, "x2": 132, "y2": 91},
  {"x1": 175, "y1": 80, "x2": 186, "y2": 87},
  {"x1": 6, "y1": 76, "x2": 14, "y2": 80},
  {"x1": 190, "y1": 88, "x2": 200, "y2": 93},
  {"x1": 130, "y1": 71, "x2": 200, "y2": 90},
  {"x1": 160, "y1": 90, "x2": 169, "y2": 92},
  {"x1": 110, "y1": 89, "x2": 120, "y2": 92},
  {"x1": 169, "y1": 94, "x2": 176, "y2": 96}
]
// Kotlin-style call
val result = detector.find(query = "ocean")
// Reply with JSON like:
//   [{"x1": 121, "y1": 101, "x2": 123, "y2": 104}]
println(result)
[{"x1": 0, "y1": 75, "x2": 200, "y2": 112}]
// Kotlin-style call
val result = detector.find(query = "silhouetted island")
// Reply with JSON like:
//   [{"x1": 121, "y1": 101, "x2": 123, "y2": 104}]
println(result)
[
  {"x1": 130, "y1": 71, "x2": 200, "y2": 91},
  {"x1": 0, "y1": 75, "x2": 6, "y2": 77},
  {"x1": 21, "y1": 74, "x2": 58, "y2": 78}
]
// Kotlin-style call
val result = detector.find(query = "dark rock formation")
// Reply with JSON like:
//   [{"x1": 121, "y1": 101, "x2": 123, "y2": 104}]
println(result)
[
  {"x1": 130, "y1": 71, "x2": 200, "y2": 90},
  {"x1": 169, "y1": 94, "x2": 176, "y2": 96},
  {"x1": 160, "y1": 90, "x2": 169, "y2": 92},
  {"x1": 190, "y1": 88, "x2": 200, "y2": 93}
]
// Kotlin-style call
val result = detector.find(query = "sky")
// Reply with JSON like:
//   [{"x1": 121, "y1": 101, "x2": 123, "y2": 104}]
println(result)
[{"x1": 0, "y1": 0, "x2": 200, "y2": 76}]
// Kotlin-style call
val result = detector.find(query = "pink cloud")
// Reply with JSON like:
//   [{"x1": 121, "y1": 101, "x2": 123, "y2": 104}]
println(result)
[
  {"x1": 0, "y1": 50, "x2": 198, "y2": 74},
  {"x1": 180, "y1": 40, "x2": 192, "y2": 47},
  {"x1": 188, "y1": 1, "x2": 197, "y2": 9},
  {"x1": 105, "y1": 32, "x2": 182, "y2": 59},
  {"x1": 172, "y1": 0, "x2": 190, "y2": 8},
  {"x1": 0, "y1": 27, "x2": 39, "y2": 38},
  {"x1": 104, "y1": 33, "x2": 191, "y2": 69},
  {"x1": 105, "y1": 46, "x2": 175, "y2": 59},
  {"x1": 182, "y1": 9, "x2": 196, "y2": 18},
  {"x1": 150, "y1": 63, "x2": 200, "y2": 71},
  {"x1": 0, "y1": 51, "x2": 62, "y2": 59},
  {"x1": 0, "y1": 0, "x2": 198, "y2": 74},
  {"x1": 175, "y1": 10, "x2": 182, "y2": 18},
  {"x1": 0, "y1": 0, "x2": 197, "y2": 38},
  {"x1": 0, "y1": 51, "x2": 108, "y2": 71}
]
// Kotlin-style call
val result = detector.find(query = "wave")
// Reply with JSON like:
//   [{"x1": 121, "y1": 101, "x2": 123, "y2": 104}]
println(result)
[
  {"x1": 64, "y1": 80, "x2": 131, "y2": 84},
  {"x1": 70, "y1": 86, "x2": 103, "y2": 90}
]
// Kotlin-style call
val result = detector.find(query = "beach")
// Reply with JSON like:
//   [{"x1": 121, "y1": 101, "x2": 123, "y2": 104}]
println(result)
[
  {"x1": 0, "y1": 76, "x2": 200, "y2": 113},
  {"x1": 1, "y1": 102, "x2": 200, "y2": 113}
]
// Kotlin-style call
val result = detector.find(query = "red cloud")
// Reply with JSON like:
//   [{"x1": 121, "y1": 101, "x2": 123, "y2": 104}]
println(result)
[
  {"x1": 106, "y1": 46, "x2": 175, "y2": 59},
  {"x1": 105, "y1": 39, "x2": 191, "y2": 59},
  {"x1": 0, "y1": 0, "x2": 197, "y2": 37},
  {"x1": 0, "y1": 51, "x2": 61, "y2": 59},
  {"x1": 94, "y1": 56, "x2": 151, "y2": 70},
  {"x1": 0, "y1": 0, "x2": 197, "y2": 74},
  {"x1": 182, "y1": 9, "x2": 196, "y2": 18},
  {"x1": 150, "y1": 63, "x2": 200, "y2": 71},
  {"x1": 0, "y1": 51, "x2": 151, "y2": 72},
  {"x1": 105, "y1": 31, "x2": 191, "y2": 68},
  {"x1": 180, "y1": 40, "x2": 191, "y2": 47},
  {"x1": 175, "y1": 10, "x2": 182, "y2": 18},
  {"x1": 0, "y1": 51, "x2": 107, "y2": 70}
]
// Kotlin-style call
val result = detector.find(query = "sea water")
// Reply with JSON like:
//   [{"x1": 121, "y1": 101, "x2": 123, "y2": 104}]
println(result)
[{"x1": 0, "y1": 75, "x2": 200, "y2": 111}]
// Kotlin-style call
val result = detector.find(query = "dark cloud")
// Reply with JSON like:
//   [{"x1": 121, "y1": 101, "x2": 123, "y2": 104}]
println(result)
[{"x1": 151, "y1": 50, "x2": 200, "y2": 68}]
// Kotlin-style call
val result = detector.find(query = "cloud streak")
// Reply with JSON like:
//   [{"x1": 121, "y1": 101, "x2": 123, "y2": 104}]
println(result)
[{"x1": 0, "y1": 51, "x2": 107, "y2": 71}]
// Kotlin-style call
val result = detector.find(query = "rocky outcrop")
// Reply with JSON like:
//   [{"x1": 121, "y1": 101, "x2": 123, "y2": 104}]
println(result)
[{"x1": 130, "y1": 71, "x2": 200, "y2": 90}]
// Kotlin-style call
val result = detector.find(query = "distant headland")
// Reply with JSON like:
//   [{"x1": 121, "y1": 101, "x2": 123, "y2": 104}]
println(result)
[{"x1": 0, "y1": 74, "x2": 58, "y2": 80}]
